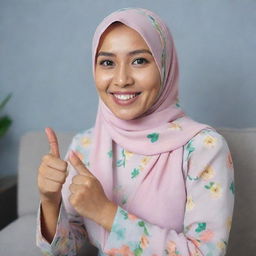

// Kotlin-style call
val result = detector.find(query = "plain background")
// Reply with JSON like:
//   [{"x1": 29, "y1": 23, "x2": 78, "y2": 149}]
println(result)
[{"x1": 0, "y1": 0, "x2": 255, "y2": 176}]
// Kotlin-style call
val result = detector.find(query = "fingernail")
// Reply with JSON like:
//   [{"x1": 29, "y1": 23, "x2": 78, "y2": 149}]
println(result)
[{"x1": 70, "y1": 150, "x2": 75, "y2": 158}]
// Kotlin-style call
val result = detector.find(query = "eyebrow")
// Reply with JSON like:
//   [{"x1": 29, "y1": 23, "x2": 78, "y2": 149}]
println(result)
[{"x1": 97, "y1": 49, "x2": 152, "y2": 57}]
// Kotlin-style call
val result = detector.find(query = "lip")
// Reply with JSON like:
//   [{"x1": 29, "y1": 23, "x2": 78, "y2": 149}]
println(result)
[
  {"x1": 109, "y1": 91, "x2": 141, "y2": 95},
  {"x1": 109, "y1": 91, "x2": 141, "y2": 106}
]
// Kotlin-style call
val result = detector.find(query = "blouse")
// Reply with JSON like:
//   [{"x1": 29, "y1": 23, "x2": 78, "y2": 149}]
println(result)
[{"x1": 36, "y1": 128, "x2": 234, "y2": 256}]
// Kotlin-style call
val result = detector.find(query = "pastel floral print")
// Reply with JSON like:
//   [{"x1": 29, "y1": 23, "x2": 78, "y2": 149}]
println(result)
[
  {"x1": 165, "y1": 241, "x2": 181, "y2": 255},
  {"x1": 226, "y1": 152, "x2": 233, "y2": 169},
  {"x1": 116, "y1": 149, "x2": 127, "y2": 167},
  {"x1": 200, "y1": 165, "x2": 215, "y2": 180},
  {"x1": 168, "y1": 122, "x2": 182, "y2": 131},
  {"x1": 81, "y1": 137, "x2": 91, "y2": 147},
  {"x1": 107, "y1": 150, "x2": 113, "y2": 158},
  {"x1": 147, "y1": 132, "x2": 159, "y2": 143},
  {"x1": 185, "y1": 139, "x2": 195, "y2": 161},
  {"x1": 203, "y1": 135, "x2": 217, "y2": 148},
  {"x1": 124, "y1": 150, "x2": 134, "y2": 160},
  {"x1": 37, "y1": 128, "x2": 234, "y2": 256},
  {"x1": 186, "y1": 195, "x2": 195, "y2": 211},
  {"x1": 204, "y1": 182, "x2": 222, "y2": 198},
  {"x1": 131, "y1": 156, "x2": 151, "y2": 179}
]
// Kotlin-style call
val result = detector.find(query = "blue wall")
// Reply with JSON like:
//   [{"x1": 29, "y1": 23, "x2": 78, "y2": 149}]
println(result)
[{"x1": 1, "y1": 0, "x2": 256, "y2": 175}]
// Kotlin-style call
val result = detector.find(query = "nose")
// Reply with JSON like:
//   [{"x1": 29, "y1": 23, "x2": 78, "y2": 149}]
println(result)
[{"x1": 113, "y1": 64, "x2": 133, "y2": 88}]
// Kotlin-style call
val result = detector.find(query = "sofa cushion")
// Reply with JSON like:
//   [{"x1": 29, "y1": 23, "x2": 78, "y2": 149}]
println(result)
[{"x1": 0, "y1": 214, "x2": 42, "y2": 255}]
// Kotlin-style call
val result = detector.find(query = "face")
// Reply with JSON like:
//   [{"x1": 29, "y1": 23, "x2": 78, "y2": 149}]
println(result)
[{"x1": 95, "y1": 23, "x2": 161, "y2": 120}]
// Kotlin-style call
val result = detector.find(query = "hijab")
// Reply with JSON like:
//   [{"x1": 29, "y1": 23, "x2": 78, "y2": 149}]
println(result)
[{"x1": 86, "y1": 8, "x2": 210, "y2": 246}]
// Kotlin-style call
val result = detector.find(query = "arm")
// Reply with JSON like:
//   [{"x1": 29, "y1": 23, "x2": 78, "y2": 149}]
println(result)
[
  {"x1": 36, "y1": 130, "x2": 89, "y2": 256},
  {"x1": 103, "y1": 129, "x2": 235, "y2": 256}
]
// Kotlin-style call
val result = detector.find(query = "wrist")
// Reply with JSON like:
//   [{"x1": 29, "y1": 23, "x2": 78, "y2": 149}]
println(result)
[{"x1": 99, "y1": 201, "x2": 118, "y2": 232}]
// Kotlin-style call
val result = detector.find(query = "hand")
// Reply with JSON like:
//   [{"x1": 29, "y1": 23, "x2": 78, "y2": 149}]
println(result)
[
  {"x1": 68, "y1": 150, "x2": 117, "y2": 230},
  {"x1": 37, "y1": 127, "x2": 68, "y2": 206}
]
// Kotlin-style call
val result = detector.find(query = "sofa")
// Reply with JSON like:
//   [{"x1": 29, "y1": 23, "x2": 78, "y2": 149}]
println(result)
[{"x1": 0, "y1": 128, "x2": 255, "y2": 255}]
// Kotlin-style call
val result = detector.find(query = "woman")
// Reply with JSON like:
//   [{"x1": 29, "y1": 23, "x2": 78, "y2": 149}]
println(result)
[{"x1": 36, "y1": 8, "x2": 234, "y2": 256}]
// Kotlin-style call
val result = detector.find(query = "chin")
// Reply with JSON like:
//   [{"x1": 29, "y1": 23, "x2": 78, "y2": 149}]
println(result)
[{"x1": 113, "y1": 111, "x2": 140, "y2": 121}]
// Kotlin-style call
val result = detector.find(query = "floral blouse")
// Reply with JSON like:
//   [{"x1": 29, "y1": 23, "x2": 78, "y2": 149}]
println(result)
[{"x1": 36, "y1": 128, "x2": 234, "y2": 256}]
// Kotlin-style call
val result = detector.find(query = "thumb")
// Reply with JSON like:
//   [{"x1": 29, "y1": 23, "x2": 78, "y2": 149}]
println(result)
[
  {"x1": 45, "y1": 127, "x2": 60, "y2": 158},
  {"x1": 69, "y1": 150, "x2": 93, "y2": 177}
]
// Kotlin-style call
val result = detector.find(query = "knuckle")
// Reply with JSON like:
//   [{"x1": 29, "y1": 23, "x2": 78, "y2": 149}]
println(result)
[
  {"x1": 42, "y1": 154, "x2": 51, "y2": 163},
  {"x1": 62, "y1": 161, "x2": 68, "y2": 170}
]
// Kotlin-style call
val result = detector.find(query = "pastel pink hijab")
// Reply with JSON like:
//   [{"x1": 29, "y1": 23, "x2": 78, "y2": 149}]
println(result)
[{"x1": 88, "y1": 8, "x2": 210, "y2": 243}]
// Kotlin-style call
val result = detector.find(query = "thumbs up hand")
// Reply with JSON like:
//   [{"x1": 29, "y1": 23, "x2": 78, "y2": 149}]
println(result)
[
  {"x1": 68, "y1": 151, "x2": 117, "y2": 230},
  {"x1": 38, "y1": 128, "x2": 68, "y2": 206}
]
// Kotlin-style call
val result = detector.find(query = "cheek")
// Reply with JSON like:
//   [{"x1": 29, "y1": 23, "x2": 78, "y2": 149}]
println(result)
[
  {"x1": 95, "y1": 70, "x2": 112, "y2": 92},
  {"x1": 136, "y1": 69, "x2": 161, "y2": 92}
]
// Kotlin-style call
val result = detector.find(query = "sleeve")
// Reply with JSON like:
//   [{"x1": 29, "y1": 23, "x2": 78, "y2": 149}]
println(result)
[
  {"x1": 36, "y1": 133, "x2": 89, "y2": 256},
  {"x1": 103, "y1": 129, "x2": 235, "y2": 256}
]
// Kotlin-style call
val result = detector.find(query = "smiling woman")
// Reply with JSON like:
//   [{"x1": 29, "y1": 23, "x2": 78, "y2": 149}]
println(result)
[{"x1": 36, "y1": 8, "x2": 234, "y2": 256}]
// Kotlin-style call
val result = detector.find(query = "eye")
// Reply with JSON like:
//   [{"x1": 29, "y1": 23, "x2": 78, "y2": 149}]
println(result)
[
  {"x1": 99, "y1": 60, "x2": 114, "y2": 66},
  {"x1": 132, "y1": 58, "x2": 149, "y2": 65}
]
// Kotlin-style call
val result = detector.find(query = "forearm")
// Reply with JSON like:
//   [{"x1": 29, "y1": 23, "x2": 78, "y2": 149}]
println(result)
[{"x1": 40, "y1": 199, "x2": 61, "y2": 243}]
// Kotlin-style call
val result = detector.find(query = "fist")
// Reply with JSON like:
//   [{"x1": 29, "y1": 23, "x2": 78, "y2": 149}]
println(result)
[
  {"x1": 37, "y1": 128, "x2": 68, "y2": 205},
  {"x1": 68, "y1": 150, "x2": 110, "y2": 224}
]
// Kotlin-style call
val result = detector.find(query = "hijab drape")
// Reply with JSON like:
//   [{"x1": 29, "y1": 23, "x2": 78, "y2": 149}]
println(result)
[{"x1": 88, "y1": 8, "x2": 210, "y2": 246}]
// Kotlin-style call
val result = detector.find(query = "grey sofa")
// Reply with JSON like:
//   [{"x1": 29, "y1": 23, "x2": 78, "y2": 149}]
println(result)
[{"x1": 0, "y1": 128, "x2": 255, "y2": 255}]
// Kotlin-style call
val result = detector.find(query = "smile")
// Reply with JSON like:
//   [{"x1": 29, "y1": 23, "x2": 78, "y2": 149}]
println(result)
[{"x1": 110, "y1": 92, "x2": 141, "y2": 106}]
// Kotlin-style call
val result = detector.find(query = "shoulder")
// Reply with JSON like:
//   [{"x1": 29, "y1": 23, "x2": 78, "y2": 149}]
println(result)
[
  {"x1": 183, "y1": 128, "x2": 231, "y2": 169},
  {"x1": 68, "y1": 127, "x2": 94, "y2": 156},
  {"x1": 185, "y1": 128, "x2": 229, "y2": 154}
]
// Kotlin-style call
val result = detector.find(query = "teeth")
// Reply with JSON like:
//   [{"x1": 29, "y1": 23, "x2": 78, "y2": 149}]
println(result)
[{"x1": 113, "y1": 94, "x2": 137, "y2": 100}]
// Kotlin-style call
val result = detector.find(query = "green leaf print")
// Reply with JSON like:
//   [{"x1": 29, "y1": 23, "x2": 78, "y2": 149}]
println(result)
[
  {"x1": 187, "y1": 175, "x2": 199, "y2": 181},
  {"x1": 131, "y1": 168, "x2": 140, "y2": 179},
  {"x1": 138, "y1": 221, "x2": 149, "y2": 236},
  {"x1": 134, "y1": 246, "x2": 143, "y2": 256},
  {"x1": 230, "y1": 182, "x2": 235, "y2": 195},
  {"x1": 195, "y1": 222, "x2": 206, "y2": 233},
  {"x1": 120, "y1": 209, "x2": 128, "y2": 220},
  {"x1": 205, "y1": 182, "x2": 214, "y2": 189},
  {"x1": 147, "y1": 133, "x2": 159, "y2": 143},
  {"x1": 116, "y1": 159, "x2": 125, "y2": 167},
  {"x1": 185, "y1": 139, "x2": 195, "y2": 160},
  {"x1": 116, "y1": 149, "x2": 126, "y2": 167},
  {"x1": 107, "y1": 150, "x2": 113, "y2": 158},
  {"x1": 112, "y1": 224, "x2": 126, "y2": 240}
]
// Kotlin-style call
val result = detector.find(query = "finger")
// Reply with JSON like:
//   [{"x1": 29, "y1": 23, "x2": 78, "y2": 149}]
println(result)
[
  {"x1": 42, "y1": 154, "x2": 67, "y2": 171},
  {"x1": 69, "y1": 183, "x2": 82, "y2": 194},
  {"x1": 69, "y1": 150, "x2": 93, "y2": 177},
  {"x1": 42, "y1": 166, "x2": 67, "y2": 184},
  {"x1": 45, "y1": 127, "x2": 60, "y2": 158}
]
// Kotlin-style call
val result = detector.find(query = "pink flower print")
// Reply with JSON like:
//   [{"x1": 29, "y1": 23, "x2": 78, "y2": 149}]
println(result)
[
  {"x1": 166, "y1": 241, "x2": 180, "y2": 255},
  {"x1": 140, "y1": 235, "x2": 149, "y2": 249},
  {"x1": 106, "y1": 245, "x2": 134, "y2": 256},
  {"x1": 199, "y1": 230, "x2": 214, "y2": 242},
  {"x1": 128, "y1": 213, "x2": 137, "y2": 221},
  {"x1": 227, "y1": 152, "x2": 233, "y2": 169}
]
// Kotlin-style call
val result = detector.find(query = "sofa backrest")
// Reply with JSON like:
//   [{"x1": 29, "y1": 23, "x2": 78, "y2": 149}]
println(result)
[
  {"x1": 215, "y1": 128, "x2": 256, "y2": 255},
  {"x1": 18, "y1": 128, "x2": 256, "y2": 255}
]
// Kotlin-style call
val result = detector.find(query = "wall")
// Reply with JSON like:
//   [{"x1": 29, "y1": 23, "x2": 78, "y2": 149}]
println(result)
[{"x1": 0, "y1": 0, "x2": 255, "y2": 175}]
